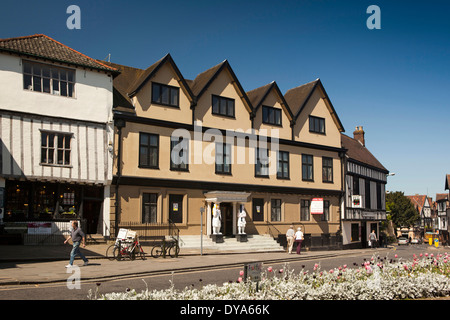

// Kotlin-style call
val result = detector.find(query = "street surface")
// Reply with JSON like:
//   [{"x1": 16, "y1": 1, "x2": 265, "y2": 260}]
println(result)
[{"x1": 0, "y1": 244, "x2": 446, "y2": 300}]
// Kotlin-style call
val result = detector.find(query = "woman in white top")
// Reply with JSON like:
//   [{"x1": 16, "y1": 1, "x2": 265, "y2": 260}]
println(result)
[{"x1": 294, "y1": 227, "x2": 304, "y2": 255}]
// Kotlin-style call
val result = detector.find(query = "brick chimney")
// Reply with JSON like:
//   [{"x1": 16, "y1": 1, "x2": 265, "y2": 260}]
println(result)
[{"x1": 353, "y1": 126, "x2": 365, "y2": 146}]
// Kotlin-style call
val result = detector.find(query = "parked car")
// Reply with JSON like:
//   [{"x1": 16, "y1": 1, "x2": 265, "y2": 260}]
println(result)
[
  {"x1": 398, "y1": 237, "x2": 409, "y2": 245},
  {"x1": 411, "y1": 238, "x2": 421, "y2": 244}
]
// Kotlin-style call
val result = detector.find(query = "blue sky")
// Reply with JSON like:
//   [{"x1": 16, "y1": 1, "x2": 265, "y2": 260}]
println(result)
[{"x1": 1, "y1": 0, "x2": 449, "y2": 198}]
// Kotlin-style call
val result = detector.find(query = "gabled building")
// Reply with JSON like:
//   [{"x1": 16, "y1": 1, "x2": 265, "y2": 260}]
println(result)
[
  {"x1": 0, "y1": 34, "x2": 118, "y2": 242},
  {"x1": 340, "y1": 126, "x2": 389, "y2": 248},
  {"x1": 436, "y1": 193, "x2": 449, "y2": 244},
  {"x1": 406, "y1": 194, "x2": 433, "y2": 232},
  {"x1": 109, "y1": 54, "x2": 347, "y2": 250}
]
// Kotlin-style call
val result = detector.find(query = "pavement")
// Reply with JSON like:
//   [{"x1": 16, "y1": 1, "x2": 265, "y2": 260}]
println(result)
[{"x1": 0, "y1": 243, "x2": 402, "y2": 286}]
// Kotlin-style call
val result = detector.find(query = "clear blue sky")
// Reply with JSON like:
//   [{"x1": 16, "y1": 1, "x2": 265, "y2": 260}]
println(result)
[{"x1": 1, "y1": 0, "x2": 449, "y2": 198}]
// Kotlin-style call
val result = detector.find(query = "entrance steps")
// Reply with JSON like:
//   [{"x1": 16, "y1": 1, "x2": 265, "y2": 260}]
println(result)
[
  {"x1": 178, "y1": 234, "x2": 285, "y2": 253},
  {"x1": 86, "y1": 234, "x2": 108, "y2": 245}
]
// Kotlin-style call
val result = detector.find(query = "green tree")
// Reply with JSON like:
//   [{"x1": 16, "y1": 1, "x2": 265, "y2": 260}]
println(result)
[{"x1": 386, "y1": 191, "x2": 420, "y2": 229}]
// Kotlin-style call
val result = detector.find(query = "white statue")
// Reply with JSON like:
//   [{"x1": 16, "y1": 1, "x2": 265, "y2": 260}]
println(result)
[
  {"x1": 212, "y1": 204, "x2": 222, "y2": 235},
  {"x1": 237, "y1": 204, "x2": 246, "y2": 234}
]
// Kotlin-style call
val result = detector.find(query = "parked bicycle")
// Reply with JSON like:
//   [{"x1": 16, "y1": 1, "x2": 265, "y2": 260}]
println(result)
[
  {"x1": 106, "y1": 229, "x2": 146, "y2": 261},
  {"x1": 151, "y1": 238, "x2": 180, "y2": 258}
]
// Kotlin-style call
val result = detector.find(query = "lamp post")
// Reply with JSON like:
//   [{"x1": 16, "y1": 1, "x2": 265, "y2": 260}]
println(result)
[{"x1": 200, "y1": 207, "x2": 205, "y2": 256}]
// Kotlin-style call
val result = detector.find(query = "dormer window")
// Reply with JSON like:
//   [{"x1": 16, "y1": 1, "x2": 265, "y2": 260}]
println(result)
[
  {"x1": 23, "y1": 60, "x2": 75, "y2": 98},
  {"x1": 212, "y1": 95, "x2": 235, "y2": 117},
  {"x1": 262, "y1": 106, "x2": 282, "y2": 126},
  {"x1": 309, "y1": 115, "x2": 325, "y2": 134},
  {"x1": 151, "y1": 82, "x2": 179, "y2": 107}
]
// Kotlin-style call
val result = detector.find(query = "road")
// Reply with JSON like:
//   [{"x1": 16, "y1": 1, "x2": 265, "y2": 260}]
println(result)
[{"x1": 0, "y1": 244, "x2": 446, "y2": 300}]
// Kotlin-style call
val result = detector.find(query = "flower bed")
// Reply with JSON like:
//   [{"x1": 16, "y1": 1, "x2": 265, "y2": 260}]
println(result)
[{"x1": 92, "y1": 252, "x2": 450, "y2": 300}]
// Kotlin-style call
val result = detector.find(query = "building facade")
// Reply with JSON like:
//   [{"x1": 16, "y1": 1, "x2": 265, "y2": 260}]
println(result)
[
  {"x1": 0, "y1": 34, "x2": 117, "y2": 242},
  {"x1": 341, "y1": 127, "x2": 389, "y2": 249},
  {"x1": 110, "y1": 54, "x2": 347, "y2": 249}
]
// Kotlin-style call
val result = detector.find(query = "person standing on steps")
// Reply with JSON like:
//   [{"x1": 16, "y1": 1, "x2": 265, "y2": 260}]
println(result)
[{"x1": 64, "y1": 220, "x2": 89, "y2": 268}]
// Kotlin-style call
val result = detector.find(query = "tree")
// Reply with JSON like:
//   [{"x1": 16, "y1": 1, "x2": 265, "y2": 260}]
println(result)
[{"x1": 386, "y1": 191, "x2": 420, "y2": 229}]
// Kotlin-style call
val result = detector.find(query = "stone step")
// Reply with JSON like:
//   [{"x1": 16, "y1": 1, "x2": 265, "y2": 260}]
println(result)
[{"x1": 178, "y1": 235, "x2": 285, "y2": 252}]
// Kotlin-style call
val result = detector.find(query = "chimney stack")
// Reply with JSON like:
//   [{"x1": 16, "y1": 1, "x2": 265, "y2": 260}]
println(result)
[{"x1": 353, "y1": 126, "x2": 365, "y2": 146}]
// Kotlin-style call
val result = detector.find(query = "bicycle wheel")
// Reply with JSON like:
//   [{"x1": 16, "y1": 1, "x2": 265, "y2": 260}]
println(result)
[
  {"x1": 114, "y1": 246, "x2": 125, "y2": 261},
  {"x1": 106, "y1": 244, "x2": 117, "y2": 261},
  {"x1": 136, "y1": 245, "x2": 146, "y2": 260},
  {"x1": 151, "y1": 245, "x2": 163, "y2": 258},
  {"x1": 168, "y1": 244, "x2": 180, "y2": 258}
]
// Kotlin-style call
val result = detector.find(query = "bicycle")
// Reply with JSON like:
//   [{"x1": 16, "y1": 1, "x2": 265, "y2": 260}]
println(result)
[
  {"x1": 106, "y1": 235, "x2": 146, "y2": 261},
  {"x1": 151, "y1": 238, "x2": 180, "y2": 258}
]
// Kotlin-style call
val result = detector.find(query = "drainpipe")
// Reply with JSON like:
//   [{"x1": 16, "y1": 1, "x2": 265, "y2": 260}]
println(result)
[
  {"x1": 114, "y1": 117, "x2": 126, "y2": 237},
  {"x1": 339, "y1": 149, "x2": 347, "y2": 248}
]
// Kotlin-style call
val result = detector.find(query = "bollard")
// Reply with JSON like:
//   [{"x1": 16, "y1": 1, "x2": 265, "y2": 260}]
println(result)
[
  {"x1": 429, "y1": 237, "x2": 433, "y2": 246},
  {"x1": 435, "y1": 238, "x2": 439, "y2": 248}
]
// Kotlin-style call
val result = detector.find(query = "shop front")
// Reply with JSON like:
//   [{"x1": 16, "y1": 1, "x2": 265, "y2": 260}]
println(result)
[{"x1": 2, "y1": 180, "x2": 104, "y2": 244}]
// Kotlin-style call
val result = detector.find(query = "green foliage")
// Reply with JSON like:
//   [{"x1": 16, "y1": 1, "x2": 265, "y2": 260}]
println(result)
[{"x1": 386, "y1": 191, "x2": 420, "y2": 228}]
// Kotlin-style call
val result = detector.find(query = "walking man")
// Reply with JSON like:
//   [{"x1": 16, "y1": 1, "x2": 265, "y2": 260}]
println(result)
[
  {"x1": 64, "y1": 221, "x2": 89, "y2": 268},
  {"x1": 286, "y1": 225, "x2": 295, "y2": 254}
]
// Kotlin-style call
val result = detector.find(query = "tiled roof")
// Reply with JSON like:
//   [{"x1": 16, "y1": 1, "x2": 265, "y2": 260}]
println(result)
[
  {"x1": 0, "y1": 34, "x2": 118, "y2": 73},
  {"x1": 341, "y1": 133, "x2": 388, "y2": 173}
]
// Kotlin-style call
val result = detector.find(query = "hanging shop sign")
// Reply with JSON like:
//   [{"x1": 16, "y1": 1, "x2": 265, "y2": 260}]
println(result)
[{"x1": 352, "y1": 195, "x2": 362, "y2": 208}]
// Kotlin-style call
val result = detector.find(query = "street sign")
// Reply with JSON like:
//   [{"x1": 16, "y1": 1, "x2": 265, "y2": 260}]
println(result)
[{"x1": 244, "y1": 262, "x2": 263, "y2": 282}]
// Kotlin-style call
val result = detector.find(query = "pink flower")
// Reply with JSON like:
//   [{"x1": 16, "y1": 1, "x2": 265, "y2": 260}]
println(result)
[
  {"x1": 329, "y1": 269, "x2": 334, "y2": 274},
  {"x1": 279, "y1": 269, "x2": 284, "y2": 274},
  {"x1": 267, "y1": 267, "x2": 273, "y2": 272},
  {"x1": 403, "y1": 265, "x2": 408, "y2": 271},
  {"x1": 395, "y1": 254, "x2": 398, "y2": 258},
  {"x1": 239, "y1": 270, "x2": 244, "y2": 276},
  {"x1": 343, "y1": 264, "x2": 347, "y2": 269},
  {"x1": 425, "y1": 253, "x2": 429, "y2": 257},
  {"x1": 420, "y1": 253, "x2": 423, "y2": 257},
  {"x1": 238, "y1": 277, "x2": 243, "y2": 283}
]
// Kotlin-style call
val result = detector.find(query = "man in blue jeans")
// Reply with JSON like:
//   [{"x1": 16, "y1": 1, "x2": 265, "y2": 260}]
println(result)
[{"x1": 64, "y1": 221, "x2": 89, "y2": 268}]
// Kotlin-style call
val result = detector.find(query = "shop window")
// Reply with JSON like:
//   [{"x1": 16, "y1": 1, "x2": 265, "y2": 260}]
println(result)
[
  {"x1": 4, "y1": 182, "x2": 30, "y2": 220},
  {"x1": 142, "y1": 193, "x2": 158, "y2": 223}
]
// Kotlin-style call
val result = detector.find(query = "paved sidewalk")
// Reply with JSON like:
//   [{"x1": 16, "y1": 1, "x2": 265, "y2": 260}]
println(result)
[{"x1": 0, "y1": 244, "x2": 395, "y2": 286}]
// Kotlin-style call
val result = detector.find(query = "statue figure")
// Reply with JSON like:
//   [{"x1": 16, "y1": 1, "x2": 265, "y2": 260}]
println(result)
[
  {"x1": 237, "y1": 204, "x2": 246, "y2": 234},
  {"x1": 212, "y1": 204, "x2": 222, "y2": 234}
]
